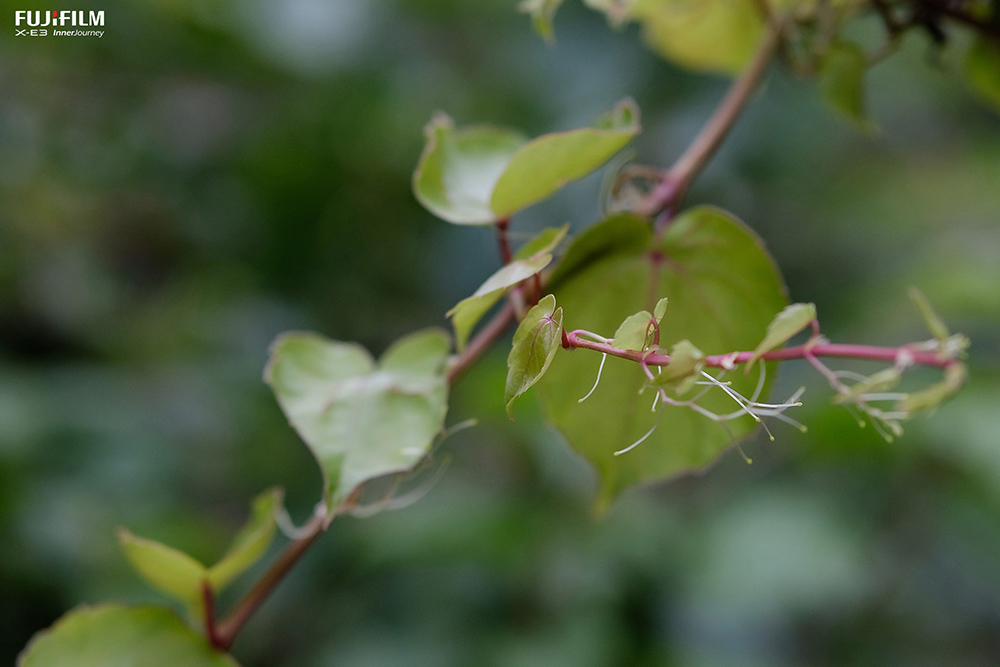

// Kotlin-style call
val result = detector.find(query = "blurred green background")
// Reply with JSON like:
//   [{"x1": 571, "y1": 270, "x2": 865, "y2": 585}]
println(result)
[{"x1": 3, "y1": 1, "x2": 1000, "y2": 665}]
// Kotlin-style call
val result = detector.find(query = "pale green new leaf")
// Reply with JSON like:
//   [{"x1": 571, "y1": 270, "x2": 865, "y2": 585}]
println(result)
[
  {"x1": 653, "y1": 297, "x2": 669, "y2": 322},
  {"x1": 505, "y1": 295, "x2": 564, "y2": 418},
  {"x1": 448, "y1": 225, "x2": 568, "y2": 350},
  {"x1": 449, "y1": 254, "x2": 552, "y2": 351},
  {"x1": 520, "y1": 0, "x2": 564, "y2": 42},
  {"x1": 207, "y1": 488, "x2": 281, "y2": 590},
  {"x1": 965, "y1": 37, "x2": 1000, "y2": 113},
  {"x1": 412, "y1": 113, "x2": 526, "y2": 225},
  {"x1": 117, "y1": 529, "x2": 207, "y2": 612},
  {"x1": 908, "y1": 287, "x2": 949, "y2": 341},
  {"x1": 650, "y1": 339, "x2": 705, "y2": 396},
  {"x1": 266, "y1": 329, "x2": 450, "y2": 512},
  {"x1": 612, "y1": 310, "x2": 655, "y2": 351},
  {"x1": 18, "y1": 604, "x2": 239, "y2": 667},
  {"x1": 514, "y1": 223, "x2": 570, "y2": 261},
  {"x1": 820, "y1": 42, "x2": 875, "y2": 132},
  {"x1": 631, "y1": 0, "x2": 765, "y2": 75},
  {"x1": 538, "y1": 208, "x2": 787, "y2": 511},
  {"x1": 491, "y1": 99, "x2": 640, "y2": 218},
  {"x1": 748, "y1": 302, "x2": 817, "y2": 368}
]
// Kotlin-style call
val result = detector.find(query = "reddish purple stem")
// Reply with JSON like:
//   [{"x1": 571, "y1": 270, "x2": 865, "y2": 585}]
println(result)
[{"x1": 563, "y1": 330, "x2": 956, "y2": 370}]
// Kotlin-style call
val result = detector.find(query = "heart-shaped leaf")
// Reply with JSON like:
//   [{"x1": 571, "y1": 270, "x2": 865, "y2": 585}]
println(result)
[
  {"x1": 448, "y1": 224, "x2": 568, "y2": 350},
  {"x1": 414, "y1": 102, "x2": 639, "y2": 224},
  {"x1": 266, "y1": 329, "x2": 450, "y2": 512},
  {"x1": 505, "y1": 294, "x2": 564, "y2": 418},
  {"x1": 539, "y1": 207, "x2": 787, "y2": 511},
  {"x1": 19, "y1": 604, "x2": 239, "y2": 667}
]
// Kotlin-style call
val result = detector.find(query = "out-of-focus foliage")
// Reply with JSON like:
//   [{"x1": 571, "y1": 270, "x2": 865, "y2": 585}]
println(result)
[{"x1": 3, "y1": 1, "x2": 1000, "y2": 665}]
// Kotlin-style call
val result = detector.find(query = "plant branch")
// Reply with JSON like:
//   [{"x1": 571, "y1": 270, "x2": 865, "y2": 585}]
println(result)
[
  {"x1": 635, "y1": 20, "x2": 784, "y2": 218},
  {"x1": 213, "y1": 511, "x2": 327, "y2": 651},
  {"x1": 563, "y1": 329, "x2": 959, "y2": 370},
  {"x1": 448, "y1": 301, "x2": 517, "y2": 384}
]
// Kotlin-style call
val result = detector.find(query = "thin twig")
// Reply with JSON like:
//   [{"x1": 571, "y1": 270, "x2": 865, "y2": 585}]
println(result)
[
  {"x1": 635, "y1": 20, "x2": 784, "y2": 217},
  {"x1": 214, "y1": 512, "x2": 326, "y2": 650}
]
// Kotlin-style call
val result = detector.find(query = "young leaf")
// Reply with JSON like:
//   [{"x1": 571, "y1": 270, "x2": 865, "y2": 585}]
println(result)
[
  {"x1": 414, "y1": 102, "x2": 641, "y2": 224},
  {"x1": 520, "y1": 0, "x2": 564, "y2": 43},
  {"x1": 820, "y1": 42, "x2": 875, "y2": 132},
  {"x1": 19, "y1": 604, "x2": 239, "y2": 667},
  {"x1": 632, "y1": 0, "x2": 764, "y2": 75},
  {"x1": 448, "y1": 224, "x2": 568, "y2": 350},
  {"x1": 653, "y1": 297, "x2": 669, "y2": 323},
  {"x1": 537, "y1": 207, "x2": 787, "y2": 511},
  {"x1": 513, "y1": 223, "x2": 570, "y2": 261},
  {"x1": 207, "y1": 488, "x2": 281, "y2": 590},
  {"x1": 965, "y1": 37, "x2": 1000, "y2": 113},
  {"x1": 490, "y1": 99, "x2": 640, "y2": 218},
  {"x1": 650, "y1": 339, "x2": 705, "y2": 396},
  {"x1": 908, "y1": 287, "x2": 949, "y2": 341},
  {"x1": 117, "y1": 529, "x2": 207, "y2": 612},
  {"x1": 266, "y1": 329, "x2": 450, "y2": 513},
  {"x1": 612, "y1": 310, "x2": 655, "y2": 351},
  {"x1": 748, "y1": 302, "x2": 817, "y2": 368},
  {"x1": 505, "y1": 294, "x2": 564, "y2": 418},
  {"x1": 412, "y1": 113, "x2": 526, "y2": 225}
]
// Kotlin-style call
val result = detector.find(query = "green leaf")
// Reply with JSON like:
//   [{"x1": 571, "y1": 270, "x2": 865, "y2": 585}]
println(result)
[
  {"x1": 612, "y1": 310, "x2": 655, "y2": 351},
  {"x1": 505, "y1": 295, "x2": 564, "y2": 418},
  {"x1": 748, "y1": 302, "x2": 817, "y2": 368},
  {"x1": 207, "y1": 487, "x2": 281, "y2": 590},
  {"x1": 965, "y1": 37, "x2": 1000, "y2": 113},
  {"x1": 266, "y1": 329, "x2": 450, "y2": 512},
  {"x1": 413, "y1": 102, "x2": 640, "y2": 224},
  {"x1": 537, "y1": 207, "x2": 787, "y2": 511},
  {"x1": 490, "y1": 99, "x2": 640, "y2": 219},
  {"x1": 650, "y1": 339, "x2": 705, "y2": 396},
  {"x1": 520, "y1": 0, "x2": 564, "y2": 42},
  {"x1": 820, "y1": 42, "x2": 875, "y2": 132},
  {"x1": 448, "y1": 225, "x2": 568, "y2": 351},
  {"x1": 513, "y1": 223, "x2": 570, "y2": 261},
  {"x1": 18, "y1": 604, "x2": 239, "y2": 667},
  {"x1": 632, "y1": 0, "x2": 765, "y2": 75},
  {"x1": 117, "y1": 529, "x2": 207, "y2": 613},
  {"x1": 412, "y1": 113, "x2": 526, "y2": 225},
  {"x1": 118, "y1": 488, "x2": 280, "y2": 615},
  {"x1": 653, "y1": 297, "x2": 669, "y2": 323},
  {"x1": 908, "y1": 287, "x2": 949, "y2": 341}
]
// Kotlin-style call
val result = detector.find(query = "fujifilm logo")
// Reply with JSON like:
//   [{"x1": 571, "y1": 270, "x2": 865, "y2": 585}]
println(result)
[{"x1": 14, "y1": 10, "x2": 105, "y2": 37}]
